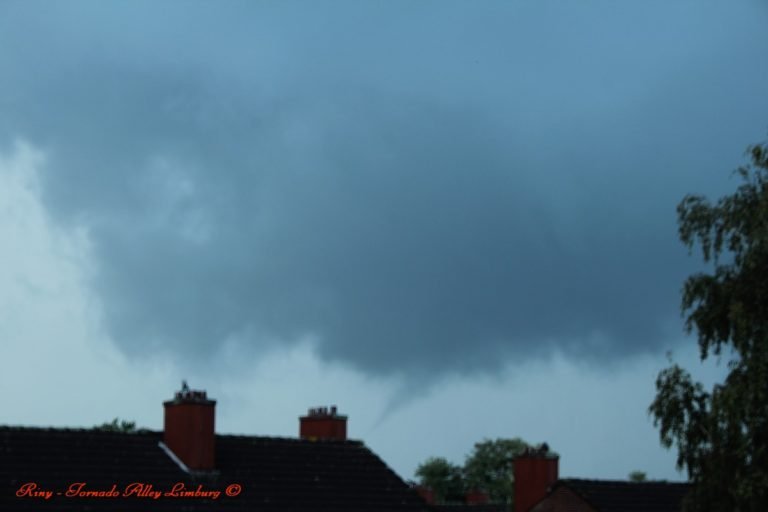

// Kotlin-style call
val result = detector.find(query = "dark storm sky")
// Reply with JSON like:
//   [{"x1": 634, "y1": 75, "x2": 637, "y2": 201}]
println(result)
[{"x1": 2, "y1": 0, "x2": 767, "y2": 379}]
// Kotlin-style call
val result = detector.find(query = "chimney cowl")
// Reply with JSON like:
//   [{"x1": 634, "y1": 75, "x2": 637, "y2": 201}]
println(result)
[
  {"x1": 306, "y1": 405, "x2": 345, "y2": 418},
  {"x1": 165, "y1": 389, "x2": 214, "y2": 406}
]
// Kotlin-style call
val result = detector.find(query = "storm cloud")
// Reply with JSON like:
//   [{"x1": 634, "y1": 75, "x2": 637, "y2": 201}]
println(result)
[{"x1": 2, "y1": 1, "x2": 767, "y2": 378}]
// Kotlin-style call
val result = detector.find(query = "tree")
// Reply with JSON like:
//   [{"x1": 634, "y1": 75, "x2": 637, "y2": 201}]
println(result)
[
  {"x1": 649, "y1": 142, "x2": 768, "y2": 511},
  {"x1": 414, "y1": 457, "x2": 465, "y2": 504},
  {"x1": 628, "y1": 470, "x2": 647, "y2": 482},
  {"x1": 414, "y1": 438, "x2": 543, "y2": 506},
  {"x1": 414, "y1": 438, "x2": 554, "y2": 506},
  {"x1": 94, "y1": 417, "x2": 138, "y2": 433},
  {"x1": 463, "y1": 438, "x2": 532, "y2": 507}
]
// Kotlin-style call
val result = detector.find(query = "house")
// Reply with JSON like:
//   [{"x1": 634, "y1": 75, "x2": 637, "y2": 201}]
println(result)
[
  {"x1": 431, "y1": 506, "x2": 506, "y2": 512},
  {"x1": 1, "y1": 385, "x2": 429, "y2": 512},
  {"x1": 526, "y1": 479, "x2": 692, "y2": 512},
  {"x1": 415, "y1": 485, "x2": 507, "y2": 512},
  {"x1": 513, "y1": 449, "x2": 691, "y2": 512}
]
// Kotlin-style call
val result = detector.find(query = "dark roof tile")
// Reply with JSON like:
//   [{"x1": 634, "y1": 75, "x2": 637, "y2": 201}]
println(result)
[
  {"x1": 1, "y1": 426, "x2": 429, "y2": 512},
  {"x1": 556, "y1": 478, "x2": 691, "y2": 512}
]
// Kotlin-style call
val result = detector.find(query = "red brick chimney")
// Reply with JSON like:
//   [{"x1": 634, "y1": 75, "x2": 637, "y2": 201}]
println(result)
[
  {"x1": 163, "y1": 383, "x2": 216, "y2": 471},
  {"x1": 414, "y1": 485, "x2": 435, "y2": 505},
  {"x1": 299, "y1": 405, "x2": 347, "y2": 440},
  {"x1": 514, "y1": 446, "x2": 558, "y2": 512},
  {"x1": 465, "y1": 489, "x2": 490, "y2": 505}
]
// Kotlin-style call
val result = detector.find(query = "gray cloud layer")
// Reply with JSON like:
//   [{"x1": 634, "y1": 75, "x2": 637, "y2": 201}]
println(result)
[{"x1": 2, "y1": 1, "x2": 767, "y2": 377}]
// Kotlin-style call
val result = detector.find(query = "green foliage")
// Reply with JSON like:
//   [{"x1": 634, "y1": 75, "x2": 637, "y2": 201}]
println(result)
[
  {"x1": 628, "y1": 470, "x2": 647, "y2": 482},
  {"x1": 415, "y1": 438, "x2": 544, "y2": 506},
  {"x1": 414, "y1": 457, "x2": 465, "y2": 504},
  {"x1": 649, "y1": 142, "x2": 768, "y2": 511},
  {"x1": 94, "y1": 417, "x2": 138, "y2": 433},
  {"x1": 464, "y1": 437, "x2": 530, "y2": 506}
]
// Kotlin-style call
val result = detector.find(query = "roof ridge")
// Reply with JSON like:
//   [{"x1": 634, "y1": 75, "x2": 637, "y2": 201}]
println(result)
[
  {"x1": 0, "y1": 425, "x2": 160, "y2": 434},
  {"x1": 215, "y1": 432, "x2": 364, "y2": 444},
  {"x1": 0, "y1": 425, "x2": 365, "y2": 444},
  {"x1": 560, "y1": 477, "x2": 691, "y2": 485}
]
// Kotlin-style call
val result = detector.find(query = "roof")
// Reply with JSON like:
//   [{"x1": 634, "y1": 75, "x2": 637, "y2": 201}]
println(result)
[
  {"x1": 431, "y1": 505, "x2": 507, "y2": 512},
  {"x1": 1, "y1": 426, "x2": 429, "y2": 512},
  {"x1": 551, "y1": 478, "x2": 692, "y2": 512}
]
